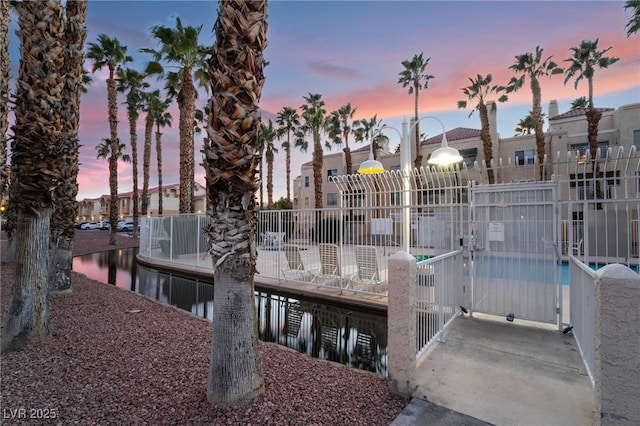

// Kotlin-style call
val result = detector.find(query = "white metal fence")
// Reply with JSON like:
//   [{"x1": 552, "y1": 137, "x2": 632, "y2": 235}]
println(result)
[
  {"x1": 568, "y1": 254, "x2": 596, "y2": 385},
  {"x1": 415, "y1": 249, "x2": 465, "y2": 359}
]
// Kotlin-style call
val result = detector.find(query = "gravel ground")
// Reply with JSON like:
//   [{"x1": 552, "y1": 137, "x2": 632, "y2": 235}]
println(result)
[{"x1": 0, "y1": 231, "x2": 407, "y2": 425}]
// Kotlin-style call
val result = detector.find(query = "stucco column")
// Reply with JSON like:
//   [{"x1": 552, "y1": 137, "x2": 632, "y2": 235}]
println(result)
[
  {"x1": 595, "y1": 264, "x2": 640, "y2": 425},
  {"x1": 387, "y1": 251, "x2": 417, "y2": 397}
]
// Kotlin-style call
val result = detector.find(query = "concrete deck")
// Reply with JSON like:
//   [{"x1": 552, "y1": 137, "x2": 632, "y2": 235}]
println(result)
[{"x1": 398, "y1": 314, "x2": 596, "y2": 426}]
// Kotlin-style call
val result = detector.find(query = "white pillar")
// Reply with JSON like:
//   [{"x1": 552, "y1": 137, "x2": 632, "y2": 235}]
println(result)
[{"x1": 387, "y1": 251, "x2": 417, "y2": 397}]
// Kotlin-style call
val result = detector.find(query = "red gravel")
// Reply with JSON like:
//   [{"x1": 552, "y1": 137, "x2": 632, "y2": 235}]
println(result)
[{"x1": 1, "y1": 231, "x2": 407, "y2": 425}]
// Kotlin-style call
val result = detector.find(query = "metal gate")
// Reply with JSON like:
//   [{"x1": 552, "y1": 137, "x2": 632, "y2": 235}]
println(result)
[{"x1": 469, "y1": 182, "x2": 561, "y2": 324}]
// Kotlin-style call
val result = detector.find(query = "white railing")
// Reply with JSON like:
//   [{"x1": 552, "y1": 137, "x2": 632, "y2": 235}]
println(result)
[
  {"x1": 569, "y1": 254, "x2": 596, "y2": 386},
  {"x1": 415, "y1": 249, "x2": 465, "y2": 359}
]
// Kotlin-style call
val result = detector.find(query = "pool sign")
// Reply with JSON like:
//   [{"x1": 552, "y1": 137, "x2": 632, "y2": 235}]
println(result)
[{"x1": 488, "y1": 222, "x2": 504, "y2": 242}]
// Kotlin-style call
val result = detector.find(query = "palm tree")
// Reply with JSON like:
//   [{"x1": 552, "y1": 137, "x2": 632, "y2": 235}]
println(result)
[
  {"x1": 563, "y1": 39, "x2": 619, "y2": 198},
  {"x1": 398, "y1": 52, "x2": 435, "y2": 170},
  {"x1": 87, "y1": 34, "x2": 132, "y2": 244},
  {"x1": 457, "y1": 74, "x2": 508, "y2": 184},
  {"x1": 259, "y1": 120, "x2": 279, "y2": 209},
  {"x1": 504, "y1": 46, "x2": 562, "y2": 177},
  {"x1": 117, "y1": 67, "x2": 148, "y2": 237},
  {"x1": 514, "y1": 113, "x2": 535, "y2": 136},
  {"x1": 571, "y1": 96, "x2": 588, "y2": 109},
  {"x1": 298, "y1": 93, "x2": 327, "y2": 210},
  {"x1": 326, "y1": 103, "x2": 358, "y2": 176},
  {"x1": 151, "y1": 97, "x2": 172, "y2": 216},
  {"x1": 625, "y1": 0, "x2": 640, "y2": 37},
  {"x1": 275, "y1": 106, "x2": 300, "y2": 201},
  {"x1": 96, "y1": 138, "x2": 131, "y2": 163},
  {"x1": 142, "y1": 17, "x2": 209, "y2": 214},
  {"x1": 0, "y1": 0, "x2": 9, "y2": 197},
  {"x1": 2, "y1": 0, "x2": 66, "y2": 353},
  {"x1": 48, "y1": 0, "x2": 88, "y2": 293},
  {"x1": 353, "y1": 115, "x2": 384, "y2": 161},
  {"x1": 204, "y1": 0, "x2": 267, "y2": 405},
  {"x1": 256, "y1": 125, "x2": 266, "y2": 208}
]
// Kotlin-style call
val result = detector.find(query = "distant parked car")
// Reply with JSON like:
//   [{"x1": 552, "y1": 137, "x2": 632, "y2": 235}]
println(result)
[
  {"x1": 116, "y1": 220, "x2": 127, "y2": 231},
  {"x1": 80, "y1": 222, "x2": 99, "y2": 230},
  {"x1": 96, "y1": 221, "x2": 110, "y2": 230},
  {"x1": 75, "y1": 221, "x2": 87, "y2": 229},
  {"x1": 119, "y1": 222, "x2": 138, "y2": 233}
]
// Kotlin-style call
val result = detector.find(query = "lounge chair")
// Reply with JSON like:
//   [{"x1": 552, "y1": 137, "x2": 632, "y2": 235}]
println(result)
[
  {"x1": 353, "y1": 245, "x2": 387, "y2": 294},
  {"x1": 318, "y1": 243, "x2": 342, "y2": 286},
  {"x1": 282, "y1": 244, "x2": 317, "y2": 282}
]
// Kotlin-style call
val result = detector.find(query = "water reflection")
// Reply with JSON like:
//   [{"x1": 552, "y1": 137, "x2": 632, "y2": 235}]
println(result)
[{"x1": 72, "y1": 248, "x2": 388, "y2": 375}]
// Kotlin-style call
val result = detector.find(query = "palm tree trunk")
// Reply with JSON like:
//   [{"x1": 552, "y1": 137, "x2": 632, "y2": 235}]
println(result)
[
  {"x1": 130, "y1": 116, "x2": 139, "y2": 237},
  {"x1": 266, "y1": 147, "x2": 273, "y2": 209},
  {"x1": 205, "y1": 0, "x2": 266, "y2": 405},
  {"x1": 142, "y1": 114, "x2": 153, "y2": 215},
  {"x1": 107, "y1": 72, "x2": 119, "y2": 245},
  {"x1": 530, "y1": 76, "x2": 545, "y2": 181},
  {"x1": 2, "y1": 210, "x2": 52, "y2": 353},
  {"x1": 313, "y1": 135, "x2": 323, "y2": 209},
  {"x1": 479, "y1": 102, "x2": 495, "y2": 184},
  {"x1": 586, "y1": 108, "x2": 603, "y2": 202},
  {"x1": 49, "y1": 0, "x2": 86, "y2": 292},
  {"x1": 180, "y1": 67, "x2": 196, "y2": 214},
  {"x1": 285, "y1": 140, "x2": 291, "y2": 200},
  {"x1": 0, "y1": 0, "x2": 9, "y2": 196},
  {"x1": 156, "y1": 128, "x2": 163, "y2": 215}
]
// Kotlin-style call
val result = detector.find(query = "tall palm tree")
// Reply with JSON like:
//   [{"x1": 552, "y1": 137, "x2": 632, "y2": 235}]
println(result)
[
  {"x1": 151, "y1": 97, "x2": 172, "y2": 216},
  {"x1": 457, "y1": 74, "x2": 508, "y2": 184},
  {"x1": 142, "y1": 17, "x2": 209, "y2": 214},
  {"x1": 87, "y1": 34, "x2": 132, "y2": 244},
  {"x1": 0, "y1": 0, "x2": 9, "y2": 197},
  {"x1": 256, "y1": 125, "x2": 266, "y2": 208},
  {"x1": 2, "y1": 0, "x2": 66, "y2": 353},
  {"x1": 204, "y1": 0, "x2": 267, "y2": 405},
  {"x1": 117, "y1": 67, "x2": 148, "y2": 237},
  {"x1": 326, "y1": 103, "x2": 358, "y2": 176},
  {"x1": 259, "y1": 120, "x2": 278, "y2": 209},
  {"x1": 504, "y1": 46, "x2": 562, "y2": 176},
  {"x1": 563, "y1": 39, "x2": 619, "y2": 199},
  {"x1": 140, "y1": 89, "x2": 159, "y2": 215},
  {"x1": 625, "y1": 0, "x2": 640, "y2": 37},
  {"x1": 398, "y1": 52, "x2": 435, "y2": 170},
  {"x1": 49, "y1": 0, "x2": 88, "y2": 293},
  {"x1": 275, "y1": 106, "x2": 300, "y2": 201},
  {"x1": 298, "y1": 93, "x2": 327, "y2": 210}
]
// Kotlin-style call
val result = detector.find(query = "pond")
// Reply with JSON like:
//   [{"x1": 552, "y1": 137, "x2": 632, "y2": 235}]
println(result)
[{"x1": 72, "y1": 248, "x2": 389, "y2": 375}]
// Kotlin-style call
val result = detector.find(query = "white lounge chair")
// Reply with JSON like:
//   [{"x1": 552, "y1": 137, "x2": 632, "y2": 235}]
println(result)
[
  {"x1": 282, "y1": 244, "x2": 317, "y2": 282},
  {"x1": 353, "y1": 245, "x2": 387, "y2": 294}
]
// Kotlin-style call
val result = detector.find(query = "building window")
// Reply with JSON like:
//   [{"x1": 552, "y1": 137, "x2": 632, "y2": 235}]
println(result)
[
  {"x1": 121, "y1": 199, "x2": 126, "y2": 209},
  {"x1": 459, "y1": 148, "x2": 478, "y2": 168},
  {"x1": 633, "y1": 130, "x2": 640, "y2": 151},
  {"x1": 351, "y1": 190, "x2": 364, "y2": 207},
  {"x1": 570, "y1": 142, "x2": 609, "y2": 162},
  {"x1": 390, "y1": 192, "x2": 401, "y2": 206},
  {"x1": 304, "y1": 176, "x2": 310, "y2": 187},
  {"x1": 389, "y1": 165, "x2": 401, "y2": 173},
  {"x1": 327, "y1": 169, "x2": 338, "y2": 182},
  {"x1": 515, "y1": 149, "x2": 535, "y2": 165},
  {"x1": 327, "y1": 192, "x2": 338, "y2": 206}
]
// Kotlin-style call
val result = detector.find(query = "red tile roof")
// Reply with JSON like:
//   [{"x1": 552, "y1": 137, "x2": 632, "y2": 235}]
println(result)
[
  {"x1": 549, "y1": 107, "x2": 613, "y2": 121},
  {"x1": 421, "y1": 127, "x2": 481, "y2": 146}
]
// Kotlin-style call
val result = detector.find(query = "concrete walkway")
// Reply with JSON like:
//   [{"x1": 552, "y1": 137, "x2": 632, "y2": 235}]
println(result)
[{"x1": 396, "y1": 314, "x2": 596, "y2": 426}]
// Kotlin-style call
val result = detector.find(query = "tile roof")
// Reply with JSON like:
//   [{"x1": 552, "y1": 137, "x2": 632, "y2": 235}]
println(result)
[
  {"x1": 549, "y1": 107, "x2": 614, "y2": 121},
  {"x1": 421, "y1": 127, "x2": 481, "y2": 146}
]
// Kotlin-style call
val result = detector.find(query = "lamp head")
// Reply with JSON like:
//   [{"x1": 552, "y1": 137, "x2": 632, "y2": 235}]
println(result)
[{"x1": 427, "y1": 135, "x2": 462, "y2": 166}]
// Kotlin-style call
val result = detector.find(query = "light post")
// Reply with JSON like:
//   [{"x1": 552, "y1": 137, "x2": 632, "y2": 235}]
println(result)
[{"x1": 357, "y1": 116, "x2": 461, "y2": 254}]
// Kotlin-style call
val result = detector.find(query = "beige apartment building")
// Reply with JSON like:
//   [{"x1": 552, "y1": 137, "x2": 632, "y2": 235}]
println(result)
[
  {"x1": 293, "y1": 101, "x2": 640, "y2": 209},
  {"x1": 77, "y1": 182, "x2": 207, "y2": 222}
]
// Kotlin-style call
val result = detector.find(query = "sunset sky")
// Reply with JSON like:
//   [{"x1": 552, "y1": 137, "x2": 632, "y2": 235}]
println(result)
[{"x1": 6, "y1": 1, "x2": 640, "y2": 202}]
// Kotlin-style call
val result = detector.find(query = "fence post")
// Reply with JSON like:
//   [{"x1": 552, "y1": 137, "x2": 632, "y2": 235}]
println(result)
[
  {"x1": 387, "y1": 251, "x2": 417, "y2": 397},
  {"x1": 595, "y1": 264, "x2": 640, "y2": 425}
]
